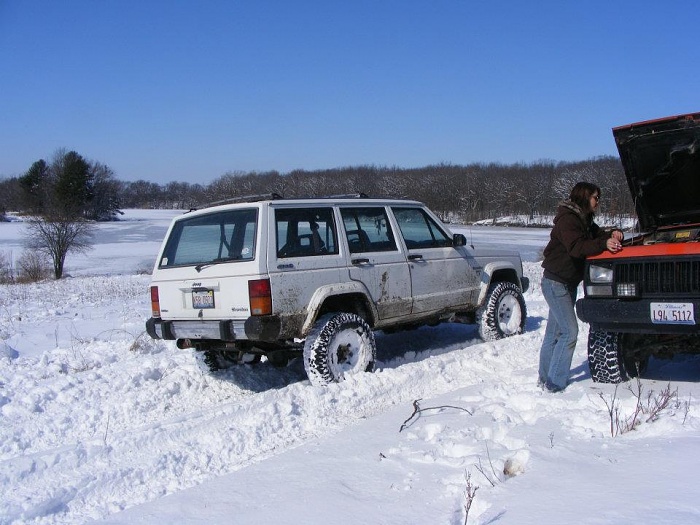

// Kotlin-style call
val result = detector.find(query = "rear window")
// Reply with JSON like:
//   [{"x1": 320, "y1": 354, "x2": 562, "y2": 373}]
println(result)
[{"x1": 159, "y1": 209, "x2": 258, "y2": 268}]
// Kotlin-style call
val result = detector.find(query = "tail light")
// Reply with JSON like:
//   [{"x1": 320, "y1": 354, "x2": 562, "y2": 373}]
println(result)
[
  {"x1": 249, "y1": 278, "x2": 272, "y2": 316},
  {"x1": 150, "y1": 286, "x2": 161, "y2": 318}
]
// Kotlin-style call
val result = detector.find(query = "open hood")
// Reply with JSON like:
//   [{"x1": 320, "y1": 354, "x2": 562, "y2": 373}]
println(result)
[{"x1": 613, "y1": 112, "x2": 700, "y2": 231}]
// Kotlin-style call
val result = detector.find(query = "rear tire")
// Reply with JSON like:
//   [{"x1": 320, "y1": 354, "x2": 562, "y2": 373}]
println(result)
[
  {"x1": 477, "y1": 281, "x2": 527, "y2": 341},
  {"x1": 195, "y1": 349, "x2": 260, "y2": 373},
  {"x1": 303, "y1": 312, "x2": 376, "y2": 386}
]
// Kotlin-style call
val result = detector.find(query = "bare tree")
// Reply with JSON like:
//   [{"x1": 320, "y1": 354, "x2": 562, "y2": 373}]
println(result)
[
  {"x1": 16, "y1": 250, "x2": 51, "y2": 282},
  {"x1": 120, "y1": 180, "x2": 165, "y2": 208},
  {"x1": 85, "y1": 162, "x2": 121, "y2": 221},
  {"x1": 24, "y1": 216, "x2": 94, "y2": 279}
]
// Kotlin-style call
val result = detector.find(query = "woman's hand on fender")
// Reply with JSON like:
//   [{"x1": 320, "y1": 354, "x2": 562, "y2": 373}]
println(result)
[{"x1": 606, "y1": 237, "x2": 622, "y2": 253}]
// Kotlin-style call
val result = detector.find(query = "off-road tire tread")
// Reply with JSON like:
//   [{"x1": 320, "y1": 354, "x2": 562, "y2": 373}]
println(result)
[
  {"x1": 303, "y1": 312, "x2": 376, "y2": 386},
  {"x1": 476, "y1": 281, "x2": 527, "y2": 341},
  {"x1": 587, "y1": 329, "x2": 629, "y2": 383}
]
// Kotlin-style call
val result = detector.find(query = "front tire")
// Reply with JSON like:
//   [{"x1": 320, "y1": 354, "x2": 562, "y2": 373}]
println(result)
[
  {"x1": 587, "y1": 330, "x2": 647, "y2": 383},
  {"x1": 477, "y1": 281, "x2": 527, "y2": 341},
  {"x1": 303, "y1": 312, "x2": 376, "y2": 386}
]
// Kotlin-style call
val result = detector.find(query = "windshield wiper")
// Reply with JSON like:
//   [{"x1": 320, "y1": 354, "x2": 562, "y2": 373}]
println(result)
[{"x1": 194, "y1": 256, "x2": 241, "y2": 273}]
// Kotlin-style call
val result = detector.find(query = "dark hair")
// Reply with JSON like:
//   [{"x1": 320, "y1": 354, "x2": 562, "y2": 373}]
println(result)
[{"x1": 569, "y1": 182, "x2": 601, "y2": 214}]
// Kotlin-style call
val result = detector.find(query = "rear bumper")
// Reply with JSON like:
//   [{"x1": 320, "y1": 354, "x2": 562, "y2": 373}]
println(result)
[
  {"x1": 146, "y1": 317, "x2": 241, "y2": 341},
  {"x1": 146, "y1": 315, "x2": 282, "y2": 342},
  {"x1": 576, "y1": 298, "x2": 700, "y2": 334}
]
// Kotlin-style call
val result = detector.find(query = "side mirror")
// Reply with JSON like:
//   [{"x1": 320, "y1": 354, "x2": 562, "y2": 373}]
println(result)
[{"x1": 453, "y1": 233, "x2": 467, "y2": 247}]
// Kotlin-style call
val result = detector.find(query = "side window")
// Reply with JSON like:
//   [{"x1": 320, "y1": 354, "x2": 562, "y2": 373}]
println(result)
[
  {"x1": 275, "y1": 207, "x2": 338, "y2": 258},
  {"x1": 340, "y1": 207, "x2": 397, "y2": 254},
  {"x1": 392, "y1": 207, "x2": 452, "y2": 249}
]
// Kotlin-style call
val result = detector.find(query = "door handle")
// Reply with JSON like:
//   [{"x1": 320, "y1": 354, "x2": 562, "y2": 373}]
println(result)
[
  {"x1": 352, "y1": 258, "x2": 370, "y2": 265},
  {"x1": 408, "y1": 254, "x2": 423, "y2": 261}
]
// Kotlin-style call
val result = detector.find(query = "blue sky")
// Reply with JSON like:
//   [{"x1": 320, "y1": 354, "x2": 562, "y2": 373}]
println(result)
[{"x1": 1, "y1": 1, "x2": 698, "y2": 184}]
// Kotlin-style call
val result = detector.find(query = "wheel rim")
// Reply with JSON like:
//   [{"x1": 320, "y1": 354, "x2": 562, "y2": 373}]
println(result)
[
  {"x1": 497, "y1": 293, "x2": 522, "y2": 335},
  {"x1": 329, "y1": 328, "x2": 370, "y2": 379}
]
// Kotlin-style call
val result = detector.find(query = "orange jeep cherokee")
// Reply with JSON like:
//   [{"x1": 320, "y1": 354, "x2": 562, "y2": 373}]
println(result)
[{"x1": 576, "y1": 112, "x2": 700, "y2": 383}]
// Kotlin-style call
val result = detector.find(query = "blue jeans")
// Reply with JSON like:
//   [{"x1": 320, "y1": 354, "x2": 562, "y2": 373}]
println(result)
[{"x1": 539, "y1": 277, "x2": 579, "y2": 390}]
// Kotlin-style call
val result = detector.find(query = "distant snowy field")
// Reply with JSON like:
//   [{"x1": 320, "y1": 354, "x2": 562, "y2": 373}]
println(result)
[
  {"x1": 0, "y1": 209, "x2": 180, "y2": 277},
  {"x1": 1, "y1": 210, "x2": 700, "y2": 525}
]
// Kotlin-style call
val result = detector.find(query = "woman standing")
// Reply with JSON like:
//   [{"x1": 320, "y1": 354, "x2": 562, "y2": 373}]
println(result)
[{"x1": 539, "y1": 182, "x2": 623, "y2": 392}]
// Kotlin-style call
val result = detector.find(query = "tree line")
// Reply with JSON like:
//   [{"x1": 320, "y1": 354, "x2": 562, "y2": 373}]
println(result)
[
  {"x1": 9, "y1": 149, "x2": 121, "y2": 221},
  {"x1": 1, "y1": 153, "x2": 634, "y2": 225},
  {"x1": 1, "y1": 149, "x2": 109, "y2": 279},
  {"x1": 0, "y1": 150, "x2": 634, "y2": 280}
]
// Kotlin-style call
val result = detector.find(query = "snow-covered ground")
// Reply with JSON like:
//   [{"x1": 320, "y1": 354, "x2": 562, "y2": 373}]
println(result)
[{"x1": 1, "y1": 210, "x2": 700, "y2": 525}]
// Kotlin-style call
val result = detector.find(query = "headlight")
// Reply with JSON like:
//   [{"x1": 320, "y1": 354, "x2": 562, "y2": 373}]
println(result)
[{"x1": 589, "y1": 264, "x2": 613, "y2": 283}]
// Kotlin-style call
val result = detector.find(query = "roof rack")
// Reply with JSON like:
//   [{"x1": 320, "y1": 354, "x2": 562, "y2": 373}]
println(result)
[
  {"x1": 324, "y1": 193, "x2": 369, "y2": 199},
  {"x1": 190, "y1": 193, "x2": 284, "y2": 211}
]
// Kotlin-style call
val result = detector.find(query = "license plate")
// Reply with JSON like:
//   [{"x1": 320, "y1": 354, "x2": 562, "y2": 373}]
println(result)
[
  {"x1": 192, "y1": 289, "x2": 215, "y2": 309},
  {"x1": 650, "y1": 302, "x2": 695, "y2": 324}
]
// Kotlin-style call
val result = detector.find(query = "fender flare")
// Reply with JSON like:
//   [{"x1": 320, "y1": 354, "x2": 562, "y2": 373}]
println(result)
[
  {"x1": 477, "y1": 261, "x2": 525, "y2": 305},
  {"x1": 301, "y1": 282, "x2": 378, "y2": 335}
]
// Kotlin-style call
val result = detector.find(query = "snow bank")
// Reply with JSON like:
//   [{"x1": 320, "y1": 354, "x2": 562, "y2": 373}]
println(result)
[{"x1": 1, "y1": 218, "x2": 699, "y2": 525}]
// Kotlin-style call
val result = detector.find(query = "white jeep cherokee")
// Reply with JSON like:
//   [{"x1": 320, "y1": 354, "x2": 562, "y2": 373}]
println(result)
[{"x1": 146, "y1": 195, "x2": 529, "y2": 385}]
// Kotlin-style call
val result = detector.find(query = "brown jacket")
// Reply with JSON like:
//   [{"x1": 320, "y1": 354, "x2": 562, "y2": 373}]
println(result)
[{"x1": 542, "y1": 200, "x2": 612, "y2": 286}]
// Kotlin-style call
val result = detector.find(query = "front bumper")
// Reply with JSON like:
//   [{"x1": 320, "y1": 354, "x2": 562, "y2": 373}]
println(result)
[{"x1": 576, "y1": 297, "x2": 700, "y2": 334}]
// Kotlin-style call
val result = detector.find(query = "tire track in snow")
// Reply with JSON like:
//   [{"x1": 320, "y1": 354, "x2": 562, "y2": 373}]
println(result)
[{"x1": 1, "y1": 332, "x2": 526, "y2": 524}]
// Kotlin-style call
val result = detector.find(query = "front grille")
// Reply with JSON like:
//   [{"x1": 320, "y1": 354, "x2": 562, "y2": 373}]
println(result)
[{"x1": 615, "y1": 259, "x2": 700, "y2": 295}]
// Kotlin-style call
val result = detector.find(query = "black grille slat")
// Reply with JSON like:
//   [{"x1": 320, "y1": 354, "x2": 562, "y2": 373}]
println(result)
[
  {"x1": 646, "y1": 263, "x2": 659, "y2": 293},
  {"x1": 614, "y1": 259, "x2": 700, "y2": 296},
  {"x1": 660, "y1": 262, "x2": 674, "y2": 293},
  {"x1": 678, "y1": 262, "x2": 692, "y2": 292}
]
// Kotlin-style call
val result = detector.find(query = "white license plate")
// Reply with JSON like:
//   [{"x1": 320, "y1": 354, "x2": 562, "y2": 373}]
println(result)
[
  {"x1": 650, "y1": 302, "x2": 695, "y2": 324},
  {"x1": 192, "y1": 289, "x2": 215, "y2": 309}
]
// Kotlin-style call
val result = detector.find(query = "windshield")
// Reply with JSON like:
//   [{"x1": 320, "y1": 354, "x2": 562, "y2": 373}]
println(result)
[{"x1": 159, "y1": 209, "x2": 258, "y2": 268}]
